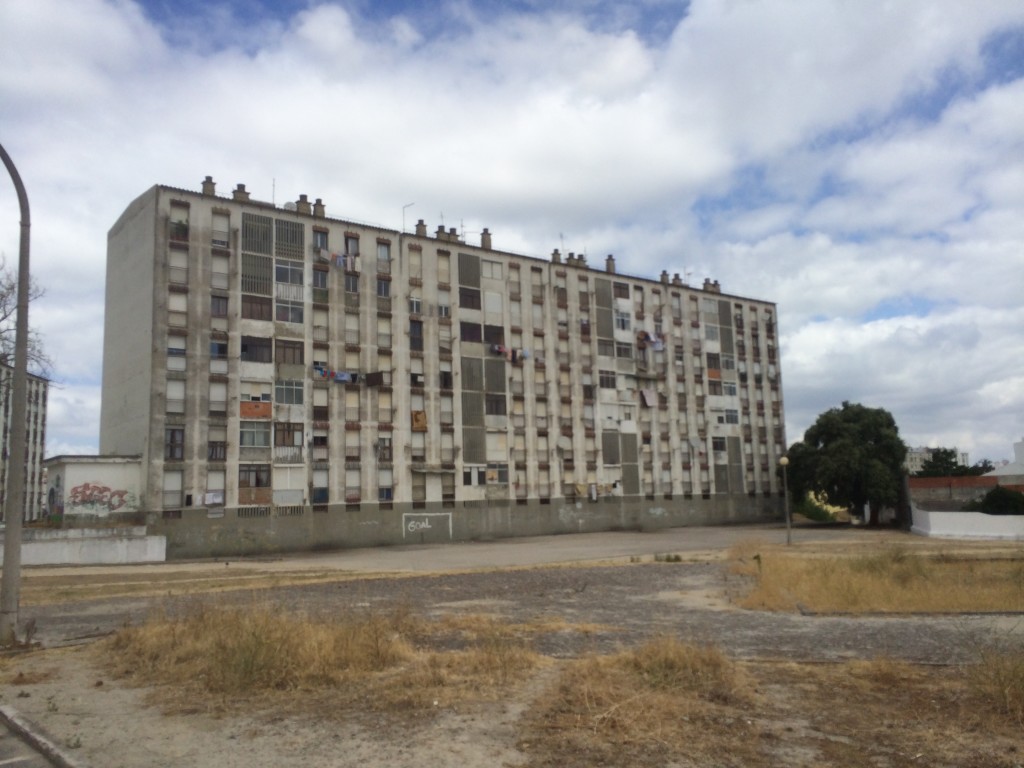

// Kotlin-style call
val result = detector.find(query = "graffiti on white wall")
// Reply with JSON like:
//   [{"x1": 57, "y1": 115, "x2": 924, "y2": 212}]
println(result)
[{"x1": 67, "y1": 482, "x2": 138, "y2": 514}]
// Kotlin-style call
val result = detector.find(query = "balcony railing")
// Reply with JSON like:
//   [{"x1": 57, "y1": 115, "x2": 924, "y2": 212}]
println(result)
[
  {"x1": 276, "y1": 282, "x2": 303, "y2": 301},
  {"x1": 274, "y1": 445, "x2": 303, "y2": 463}
]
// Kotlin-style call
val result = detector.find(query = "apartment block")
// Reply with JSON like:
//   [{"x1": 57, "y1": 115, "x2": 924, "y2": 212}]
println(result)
[
  {"x1": 0, "y1": 365, "x2": 48, "y2": 521},
  {"x1": 100, "y1": 178, "x2": 785, "y2": 553}
]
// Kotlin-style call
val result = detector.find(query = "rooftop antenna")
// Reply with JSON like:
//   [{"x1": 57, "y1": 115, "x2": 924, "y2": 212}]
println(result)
[
  {"x1": 682, "y1": 267, "x2": 693, "y2": 285},
  {"x1": 402, "y1": 202, "x2": 415, "y2": 233},
  {"x1": 272, "y1": 178, "x2": 276, "y2": 206}
]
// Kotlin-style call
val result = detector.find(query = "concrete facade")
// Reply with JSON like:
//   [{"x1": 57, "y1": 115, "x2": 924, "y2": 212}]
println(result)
[
  {"x1": 101, "y1": 178, "x2": 786, "y2": 556},
  {"x1": 0, "y1": 366, "x2": 48, "y2": 522}
]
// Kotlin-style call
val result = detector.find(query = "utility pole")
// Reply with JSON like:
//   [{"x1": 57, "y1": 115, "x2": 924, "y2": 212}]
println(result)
[{"x1": 0, "y1": 142, "x2": 31, "y2": 645}]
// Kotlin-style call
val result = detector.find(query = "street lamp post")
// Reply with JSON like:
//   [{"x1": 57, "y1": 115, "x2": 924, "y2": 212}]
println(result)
[
  {"x1": 779, "y1": 456, "x2": 791, "y2": 546},
  {"x1": 0, "y1": 142, "x2": 31, "y2": 645}
]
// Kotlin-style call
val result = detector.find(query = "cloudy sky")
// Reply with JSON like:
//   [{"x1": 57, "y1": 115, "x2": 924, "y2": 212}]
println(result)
[{"x1": 2, "y1": 0, "x2": 1023, "y2": 464}]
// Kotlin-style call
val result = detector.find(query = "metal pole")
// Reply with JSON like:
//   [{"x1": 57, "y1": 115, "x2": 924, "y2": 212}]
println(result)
[
  {"x1": 0, "y1": 142, "x2": 31, "y2": 645},
  {"x1": 780, "y1": 457, "x2": 791, "y2": 546}
]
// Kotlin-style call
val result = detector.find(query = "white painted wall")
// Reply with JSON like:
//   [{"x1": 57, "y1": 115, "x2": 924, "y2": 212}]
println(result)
[
  {"x1": 46, "y1": 459, "x2": 142, "y2": 518},
  {"x1": 911, "y1": 505, "x2": 1024, "y2": 540},
  {"x1": 0, "y1": 527, "x2": 165, "y2": 565}
]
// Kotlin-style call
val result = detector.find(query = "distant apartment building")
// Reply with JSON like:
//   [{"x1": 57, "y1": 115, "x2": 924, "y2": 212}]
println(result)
[
  {"x1": 905, "y1": 446, "x2": 970, "y2": 475},
  {"x1": 0, "y1": 365, "x2": 48, "y2": 521},
  {"x1": 100, "y1": 178, "x2": 785, "y2": 549}
]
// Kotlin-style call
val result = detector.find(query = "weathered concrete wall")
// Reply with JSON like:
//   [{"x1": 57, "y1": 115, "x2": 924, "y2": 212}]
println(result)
[
  {"x1": 910, "y1": 505, "x2": 1024, "y2": 540},
  {"x1": 149, "y1": 495, "x2": 780, "y2": 559},
  {"x1": 0, "y1": 527, "x2": 166, "y2": 565},
  {"x1": 907, "y1": 476, "x2": 997, "y2": 503},
  {"x1": 46, "y1": 460, "x2": 143, "y2": 520}
]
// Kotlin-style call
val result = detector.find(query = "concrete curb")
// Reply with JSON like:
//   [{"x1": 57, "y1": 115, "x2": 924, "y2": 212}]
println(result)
[{"x1": 0, "y1": 705, "x2": 91, "y2": 768}]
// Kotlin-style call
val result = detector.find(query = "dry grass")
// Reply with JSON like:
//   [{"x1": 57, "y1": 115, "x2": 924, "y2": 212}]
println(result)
[
  {"x1": 970, "y1": 648, "x2": 1024, "y2": 726},
  {"x1": 101, "y1": 601, "x2": 545, "y2": 716},
  {"x1": 522, "y1": 636, "x2": 759, "y2": 766},
  {"x1": 730, "y1": 545, "x2": 1024, "y2": 613}
]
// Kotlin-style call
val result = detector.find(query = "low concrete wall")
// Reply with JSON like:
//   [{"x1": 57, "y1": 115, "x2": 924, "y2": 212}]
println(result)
[
  {"x1": 910, "y1": 505, "x2": 1024, "y2": 540},
  {"x1": 149, "y1": 494, "x2": 781, "y2": 560},
  {"x1": 0, "y1": 527, "x2": 167, "y2": 565}
]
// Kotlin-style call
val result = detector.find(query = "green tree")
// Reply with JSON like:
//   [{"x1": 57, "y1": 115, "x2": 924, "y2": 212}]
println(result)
[
  {"x1": 916, "y1": 448, "x2": 962, "y2": 477},
  {"x1": 787, "y1": 401, "x2": 907, "y2": 526}
]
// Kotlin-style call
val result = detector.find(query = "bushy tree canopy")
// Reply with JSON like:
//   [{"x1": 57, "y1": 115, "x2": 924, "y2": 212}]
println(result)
[
  {"x1": 787, "y1": 401, "x2": 907, "y2": 525},
  {"x1": 915, "y1": 448, "x2": 994, "y2": 477}
]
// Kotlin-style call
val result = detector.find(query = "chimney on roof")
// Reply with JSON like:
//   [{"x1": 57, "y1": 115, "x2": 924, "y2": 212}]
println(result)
[
  {"x1": 232, "y1": 184, "x2": 250, "y2": 202},
  {"x1": 201, "y1": 176, "x2": 216, "y2": 196},
  {"x1": 436, "y1": 225, "x2": 447, "y2": 241},
  {"x1": 481, "y1": 228, "x2": 492, "y2": 250},
  {"x1": 313, "y1": 198, "x2": 325, "y2": 218},
  {"x1": 296, "y1": 194, "x2": 312, "y2": 215},
  {"x1": 449, "y1": 227, "x2": 458, "y2": 241},
  {"x1": 605, "y1": 254, "x2": 616, "y2": 274},
  {"x1": 672, "y1": 273, "x2": 682, "y2": 286},
  {"x1": 415, "y1": 219, "x2": 427, "y2": 237},
  {"x1": 702, "y1": 278, "x2": 721, "y2": 293},
  {"x1": 661, "y1": 270, "x2": 669, "y2": 284}
]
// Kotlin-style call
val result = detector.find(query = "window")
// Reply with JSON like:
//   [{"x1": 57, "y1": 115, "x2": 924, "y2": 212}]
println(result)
[
  {"x1": 486, "y1": 463, "x2": 509, "y2": 483},
  {"x1": 276, "y1": 299, "x2": 304, "y2": 324},
  {"x1": 239, "y1": 464, "x2": 270, "y2": 488},
  {"x1": 409, "y1": 319, "x2": 424, "y2": 351},
  {"x1": 439, "y1": 370, "x2": 453, "y2": 389},
  {"x1": 483, "y1": 325, "x2": 504, "y2": 346},
  {"x1": 345, "y1": 235, "x2": 359, "y2": 255},
  {"x1": 313, "y1": 230, "x2": 328, "y2": 249},
  {"x1": 376, "y1": 278, "x2": 390, "y2": 298},
  {"x1": 482, "y1": 260, "x2": 502, "y2": 279},
  {"x1": 723, "y1": 381, "x2": 738, "y2": 396},
  {"x1": 599, "y1": 370, "x2": 616, "y2": 389},
  {"x1": 722, "y1": 355, "x2": 735, "y2": 370},
  {"x1": 723, "y1": 409, "x2": 739, "y2": 424},
  {"x1": 210, "y1": 341, "x2": 228, "y2": 359},
  {"x1": 674, "y1": 347, "x2": 685, "y2": 365},
  {"x1": 409, "y1": 297, "x2": 422, "y2": 315},
  {"x1": 712, "y1": 436, "x2": 727, "y2": 452},
  {"x1": 242, "y1": 295, "x2": 272, "y2": 321},
  {"x1": 275, "y1": 379, "x2": 304, "y2": 404},
  {"x1": 275, "y1": 339, "x2": 304, "y2": 365},
  {"x1": 240, "y1": 336, "x2": 272, "y2": 363},
  {"x1": 597, "y1": 339, "x2": 615, "y2": 356},
  {"x1": 705, "y1": 325, "x2": 720, "y2": 341},
  {"x1": 240, "y1": 421, "x2": 271, "y2": 447},
  {"x1": 707, "y1": 353, "x2": 721, "y2": 370},
  {"x1": 485, "y1": 394, "x2": 507, "y2": 415},
  {"x1": 275, "y1": 422, "x2": 303, "y2": 446},
  {"x1": 240, "y1": 381, "x2": 272, "y2": 402},
  {"x1": 615, "y1": 342, "x2": 632, "y2": 359},
  {"x1": 345, "y1": 273, "x2": 359, "y2": 293},
  {"x1": 211, "y1": 295, "x2": 228, "y2": 317},
  {"x1": 275, "y1": 259, "x2": 303, "y2": 285},
  {"x1": 613, "y1": 282, "x2": 629, "y2": 299},
  {"x1": 460, "y1": 322, "x2": 482, "y2": 342},
  {"x1": 708, "y1": 380, "x2": 723, "y2": 396},
  {"x1": 614, "y1": 310, "x2": 631, "y2": 331},
  {"x1": 312, "y1": 269, "x2": 328, "y2": 289},
  {"x1": 377, "y1": 437, "x2": 393, "y2": 462},
  {"x1": 459, "y1": 287, "x2": 481, "y2": 310},
  {"x1": 463, "y1": 466, "x2": 486, "y2": 486},
  {"x1": 164, "y1": 428, "x2": 184, "y2": 461},
  {"x1": 377, "y1": 241, "x2": 391, "y2": 261}
]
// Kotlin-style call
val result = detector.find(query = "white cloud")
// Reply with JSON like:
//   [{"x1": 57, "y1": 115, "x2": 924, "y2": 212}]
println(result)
[{"x1": 1, "y1": 0, "x2": 1023, "y2": 465}]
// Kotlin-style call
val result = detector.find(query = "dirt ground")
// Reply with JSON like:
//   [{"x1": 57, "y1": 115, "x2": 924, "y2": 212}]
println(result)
[{"x1": 1, "y1": 530, "x2": 1022, "y2": 767}]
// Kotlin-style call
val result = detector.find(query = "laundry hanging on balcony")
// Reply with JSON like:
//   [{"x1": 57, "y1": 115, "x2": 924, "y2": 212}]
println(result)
[{"x1": 637, "y1": 331, "x2": 664, "y2": 352}]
